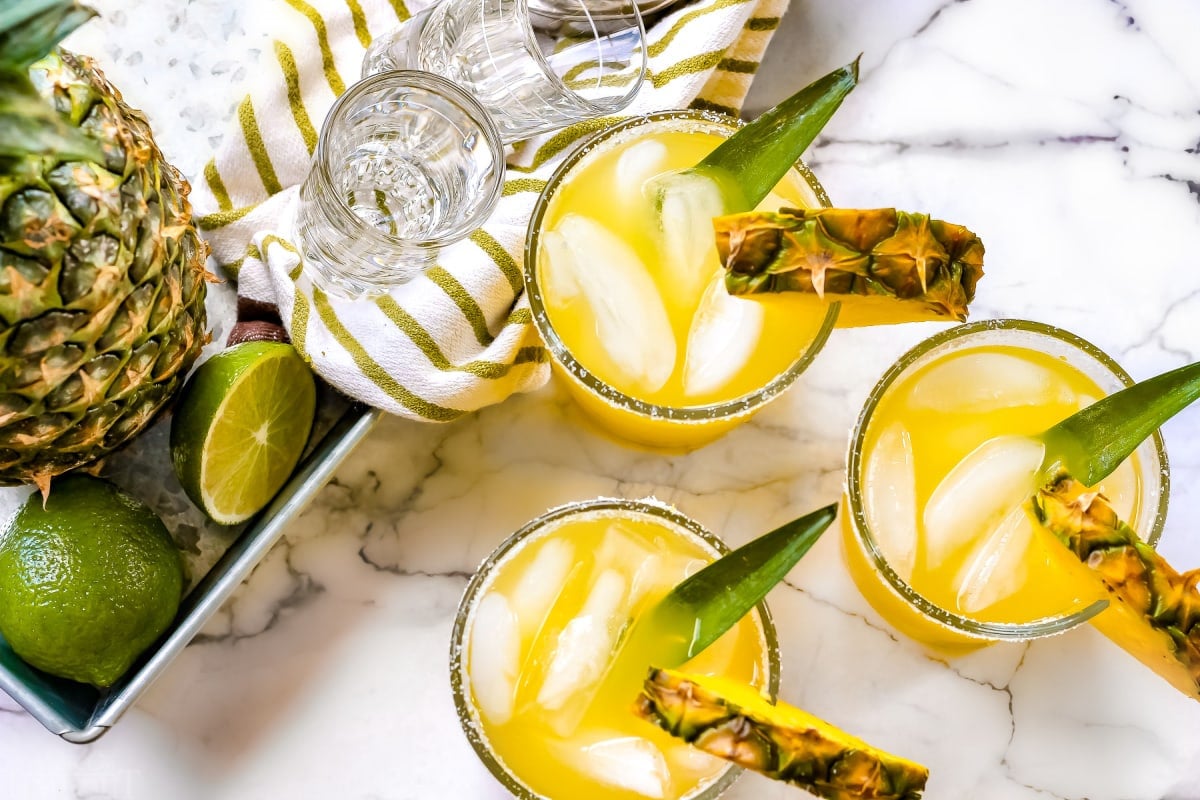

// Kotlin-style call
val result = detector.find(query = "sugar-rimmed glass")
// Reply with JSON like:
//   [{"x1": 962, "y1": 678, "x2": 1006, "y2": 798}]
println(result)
[
  {"x1": 842, "y1": 319, "x2": 1170, "y2": 651},
  {"x1": 449, "y1": 497, "x2": 781, "y2": 800},
  {"x1": 296, "y1": 71, "x2": 504, "y2": 298},
  {"x1": 361, "y1": 0, "x2": 647, "y2": 143},
  {"x1": 524, "y1": 110, "x2": 840, "y2": 450}
]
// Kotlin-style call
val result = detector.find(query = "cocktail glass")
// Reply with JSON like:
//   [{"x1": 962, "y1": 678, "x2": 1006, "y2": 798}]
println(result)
[
  {"x1": 295, "y1": 71, "x2": 505, "y2": 298},
  {"x1": 450, "y1": 497, "x2": 780, "y2": 800},
  {"x1": 524, "y1": 110, "x2": 839, "y2": 450},
  {"x1": 361, "y1": 0, "x2": 647, "y2": 144},
  {"x1": 842, "y1": 319, "x2": 1170, "y2": 652}
]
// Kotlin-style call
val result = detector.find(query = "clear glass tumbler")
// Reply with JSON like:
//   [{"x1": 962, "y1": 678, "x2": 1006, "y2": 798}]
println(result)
[
  {"x1": 361, "y1": 0, "x2": 647, "y2": 143},
  {"x1": 524, "y1": 111, "x2": 839, "y2": 450},
  {"x1": 842, "y1": 319, "x2": 1170, "y2": 652},
  {"x1": 450, "y1": 497, "x2": 780, "y2": 800},
  {"x1": 296, "y1": 71, "x2": 505, "y2": 298}
]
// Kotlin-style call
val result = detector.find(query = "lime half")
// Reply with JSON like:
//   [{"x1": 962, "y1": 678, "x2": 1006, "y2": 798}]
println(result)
[{"x1": 171, "y1": 342, "x2": 316, "y2": 525}]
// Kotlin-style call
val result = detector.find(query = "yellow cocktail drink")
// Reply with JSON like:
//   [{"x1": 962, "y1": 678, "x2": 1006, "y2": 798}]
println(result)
[
  {"x1": 452, "y1": 500, "x2": 775, "y2": 800},
  {"x1": 843, "y1": 321, "x2": 1168, "y2": 651},
  {"x1": 526, "y1": 112, "x2": 837, "y2": 449}
]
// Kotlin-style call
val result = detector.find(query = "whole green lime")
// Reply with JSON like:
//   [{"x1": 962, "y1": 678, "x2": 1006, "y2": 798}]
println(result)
[{"x1": 0, "y1": 475, "x2": 183, "y2": 688}]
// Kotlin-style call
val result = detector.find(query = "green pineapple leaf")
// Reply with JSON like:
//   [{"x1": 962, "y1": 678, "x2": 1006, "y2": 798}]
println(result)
[
  {"x1": 1038, "y1": 359, "x2": 1200, "y2": 486},
  {"x1": 639, "y1": 503, "x2": 837, "y2": 664},
  {"x1": 1, "y1": 0, "x2": 96, "y2": 70},
  {"x1": 0, "y1": 0, "x2": 103, "y2": 161},
  {"x1": 698, "y1": 56, "x2": 859, "y2": 212},
  {"x1": 645, "y1": 58, "x2": 859, "y2": 218}
]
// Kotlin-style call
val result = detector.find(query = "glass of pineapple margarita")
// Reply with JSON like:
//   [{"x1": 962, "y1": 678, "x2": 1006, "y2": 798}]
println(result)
[
  {"x1": 451, "y1": 498, "x2": 779, "y2": 800},
  {"x1": 525, "y1": 111, "x2": 839, "y2": 450},
  {"x1": 842, "y1": 319, "x2": 1170, "y2": 652}
]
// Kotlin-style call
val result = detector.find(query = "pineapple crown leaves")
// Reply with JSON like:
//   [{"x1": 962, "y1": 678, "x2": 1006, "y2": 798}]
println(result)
[
  {"x1": 698, "y1": 56, "x2": 860, "y2": 212},
  {"x1": 648, "y1": 57, "x2": 860, "y2": 215},
  {"x1": 1038, "y1": 359, "x2": 1200, "y2": 487},
  {"x1": 0, "y1": 0, "x2": 104, "y2": 161},
  {"x1": 640, "y1": 503, "x2": 836, "y2": 664}
]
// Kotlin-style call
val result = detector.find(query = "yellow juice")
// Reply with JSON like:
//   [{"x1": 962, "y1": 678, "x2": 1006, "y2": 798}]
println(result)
[
  {"x1": 531, "y1": 114, "x2": 830, "y2": 448},
  {"x1": 844, "y1": 343, "x2": 1143, "y2": 649},
  {"x1": 462, "y1": 510, "x2": 770, "y2": 800}
]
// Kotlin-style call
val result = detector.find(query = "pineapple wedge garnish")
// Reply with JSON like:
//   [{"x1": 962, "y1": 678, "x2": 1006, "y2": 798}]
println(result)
[
  {"x1": 636, "y1": 668, "x2": 929, "y2": 800},
  {"x1": 1026, "y1": 359, "x2": 1200, "y2": 701},
  {"x1": 715, "y1": 208, "x2": 984, "y2": 327},
  {"x1": 1033, "y1": 478, "x2": 1200, "y2": 700}
]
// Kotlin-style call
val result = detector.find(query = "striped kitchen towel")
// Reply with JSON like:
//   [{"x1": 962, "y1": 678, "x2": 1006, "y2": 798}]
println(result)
[{"x1": 191, "y1": 0, "x2": 791, "y2": 421}]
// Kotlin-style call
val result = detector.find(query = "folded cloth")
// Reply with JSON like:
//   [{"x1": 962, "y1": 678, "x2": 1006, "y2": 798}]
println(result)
[{"x1": 190, "y1": 0, "x2": 790, "y2": 421}]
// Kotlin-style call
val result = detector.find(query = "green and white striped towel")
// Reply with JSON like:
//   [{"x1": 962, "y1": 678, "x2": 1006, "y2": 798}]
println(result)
[{"x1": 191, "y1": 0, "x2": 791, "y2": 421}]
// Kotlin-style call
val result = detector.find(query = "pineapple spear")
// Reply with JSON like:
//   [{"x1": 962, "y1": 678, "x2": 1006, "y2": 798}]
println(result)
[
  {"x1": 641, "y1": 55, "x2": 984, "y2": 327},
  {"x1": 1027, "y1": 359, "x2": 1200, "y2": 701},
  {"x1": 716, "y1": 207, "x2": 985, "y2": 325},
  {"x1": 0, "y1": 0, "x2": 102, "y2": 160}
]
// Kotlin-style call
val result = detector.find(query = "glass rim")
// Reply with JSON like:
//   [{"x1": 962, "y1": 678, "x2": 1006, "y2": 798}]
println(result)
[
  {"x1": 523, "y1": 109, "x2": 841, "y2": 425},
  {"x1": 449, "y1": 496, "x2": 782, "y2": 800},
  {"x1": 312, "y1": 70, "x2": 505, "y2": 248},
  {"x1": 516, "y1": 0, "x2": 649, "y2": 115},
  {"x1": 844, "y1": 317, "x2": 1171, "y2": 641}
]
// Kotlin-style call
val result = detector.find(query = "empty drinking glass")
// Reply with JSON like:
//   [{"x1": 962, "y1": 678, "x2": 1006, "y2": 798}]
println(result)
[
  {"x1": 296, "y1": 71, "x2": 505, "y2": 298},
  {"x1": 361, "y1": 0, "x2": 647, "y2": 143}
]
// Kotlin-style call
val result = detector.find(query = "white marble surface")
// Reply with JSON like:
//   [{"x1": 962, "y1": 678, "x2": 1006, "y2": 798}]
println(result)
[{"x1": 4, "y1": 1, "x2": 1200, "y2": 798}]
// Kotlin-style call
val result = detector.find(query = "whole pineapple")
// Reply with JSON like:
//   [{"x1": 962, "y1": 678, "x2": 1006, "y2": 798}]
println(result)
[{"x1": 0, "y1": 0, "x2": 208, "y2": 492}]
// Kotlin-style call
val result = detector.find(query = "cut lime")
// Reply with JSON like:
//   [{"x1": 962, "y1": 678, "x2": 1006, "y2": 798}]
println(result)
[{"x1": 170, "y1": 342, "x2": 316, "y2": 525}]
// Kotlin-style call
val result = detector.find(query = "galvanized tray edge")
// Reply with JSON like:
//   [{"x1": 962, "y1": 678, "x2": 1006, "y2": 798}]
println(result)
[{"x1": 0, "y1": 405, "x2": 381, "y2": 744}]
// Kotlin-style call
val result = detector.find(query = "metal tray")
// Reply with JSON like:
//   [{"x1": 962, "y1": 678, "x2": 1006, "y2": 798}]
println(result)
[{"x1": 0, "y1": 381, "x2": 381, "y2": 743}]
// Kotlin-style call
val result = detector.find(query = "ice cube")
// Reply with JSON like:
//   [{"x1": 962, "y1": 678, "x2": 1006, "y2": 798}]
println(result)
[
  {"x1": 556, "y1": 735, "x2": 670, "y2": 799},
  {"x1": 595, "y1": 523, "x2": 649, "y2": 571},
  {"x1": 616, "y1": 139, "x2": 669, "y2": 200},
  {"x1": 648, "y1": 170, "x2": 727, "y2": 308},
  {"x1": 907, "y1": 352, "x2": 1074, "y2": 413},
  {"x1": 469, "y1": 592, "x2": 521, "y2": 725},
  {"x1": 666, "y1": 741, "x2": 728, "y2": 781},
  {"x1": 629, "y1": 554, "x2": 665, "y2": 609},
  {"x1": 953, "y1": 503, "x2": 1036, "y2": 614},
  {"x1": 682, "y1": 270, "x2": 766, "y2": 398},
  {"x1": 591, "y1": 523, "x2": 665, "y2": 608},
  {"x1": 922, "y1": 435, "x2": 1045, "y2": 568},
  {"x1": 510, "y1": 538, "x2": 576, "y2": 639},
  {"x1": 537, "y1": 569, "x2": 629, "y2": 710},
  {"x1": 864, "y1": 423, "x2": 919, "y2": 581},
  {"x1": 541, "y1": 215, "x2": 676, "y2": 393}
]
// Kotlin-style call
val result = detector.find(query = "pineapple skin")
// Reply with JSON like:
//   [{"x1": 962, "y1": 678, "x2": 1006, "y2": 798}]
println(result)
[
  {"x1": 636, "y1": 668, "x2": 929, "y2": 800},
  {"x1": 1033, "y1": 477, "x2": 1200, "y2": 701},
  {"x1": 0, "y1": 50, "x2": 208, "y2": 486},
  {"x1": 715, "y1": 208, "x2": 983, "y2": 326}
]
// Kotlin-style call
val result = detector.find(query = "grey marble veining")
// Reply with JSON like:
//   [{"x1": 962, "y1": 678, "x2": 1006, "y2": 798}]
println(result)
[{"x1": 2, "y1": 1, "x2": 1200, "y2": 799}]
